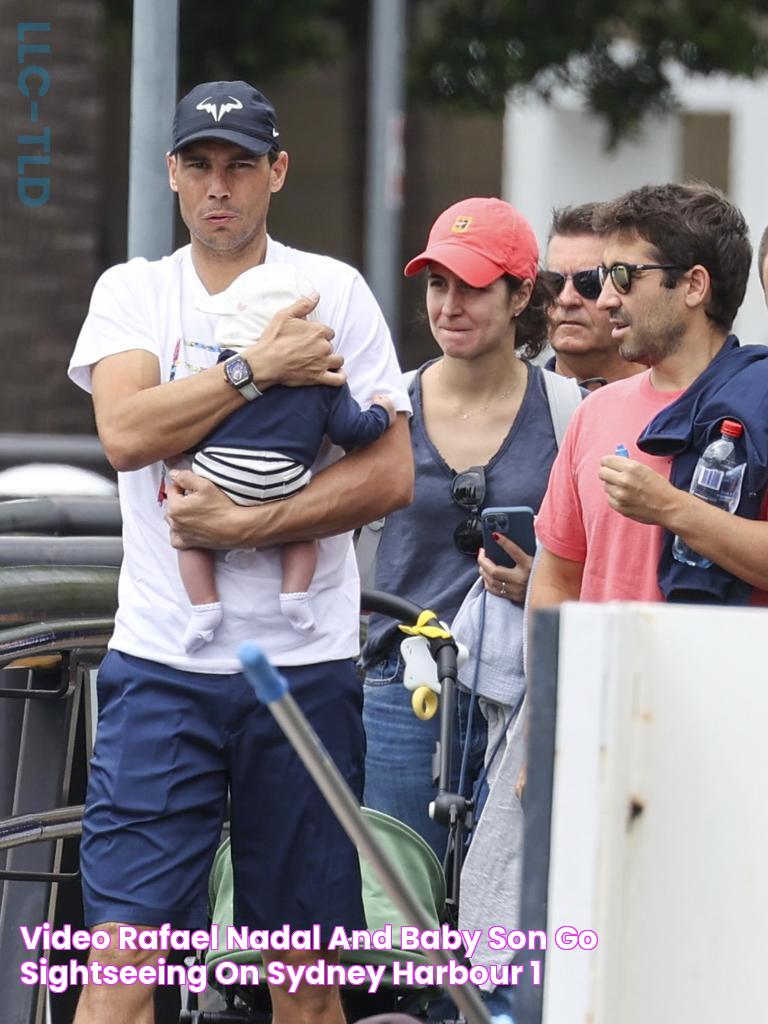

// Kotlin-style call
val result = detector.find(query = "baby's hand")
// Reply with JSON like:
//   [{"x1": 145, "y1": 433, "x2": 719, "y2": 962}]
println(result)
[{"x1": 371, "y1": 393, "x2": 396, "y2": 427}]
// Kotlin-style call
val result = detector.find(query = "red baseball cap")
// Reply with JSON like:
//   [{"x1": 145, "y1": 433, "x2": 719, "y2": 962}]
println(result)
[{"x1": 404, "y1": 197, "x2": 539, "y2": 286}]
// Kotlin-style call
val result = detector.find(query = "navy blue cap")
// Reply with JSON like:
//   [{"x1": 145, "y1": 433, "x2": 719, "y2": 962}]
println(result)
[{"x1": 171, "y1": 81, "x2": 280, "y2": 155}]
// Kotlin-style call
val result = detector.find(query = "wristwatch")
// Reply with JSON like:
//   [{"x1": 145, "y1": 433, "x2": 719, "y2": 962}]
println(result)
[{"x1": 223, "y1": 353, "x2": 262, "y2": 401}]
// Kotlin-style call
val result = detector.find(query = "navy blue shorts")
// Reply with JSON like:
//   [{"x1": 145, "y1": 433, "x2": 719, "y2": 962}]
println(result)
[{"x1": 81, "y1": 651, "x2": 365, "y2": 938}]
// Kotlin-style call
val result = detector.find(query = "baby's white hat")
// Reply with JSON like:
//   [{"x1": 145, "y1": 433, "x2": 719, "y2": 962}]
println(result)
[{"x1": 198, "y1": 263, "x2": 317, "y2": 350}]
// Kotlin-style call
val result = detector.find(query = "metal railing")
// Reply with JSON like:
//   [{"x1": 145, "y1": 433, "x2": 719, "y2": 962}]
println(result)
[
  {"x1": 0, "y1": 562, "x2": 117, "y2": 1024},
  {"x1": 0, "y1": 497, "x2": 121, "y2": 536},
  {"x1": 0, "y1": 434, "x2": 113, "y2": 478}
]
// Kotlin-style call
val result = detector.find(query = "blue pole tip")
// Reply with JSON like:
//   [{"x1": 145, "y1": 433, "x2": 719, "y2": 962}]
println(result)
[{"x1": 238, "y1": 641, "x2": 288, "y2": 703}]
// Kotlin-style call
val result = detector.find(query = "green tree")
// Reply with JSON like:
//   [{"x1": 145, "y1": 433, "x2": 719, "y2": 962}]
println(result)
[
  {"x1": 106, "y1": 0, "x2": 768, "y2": 143},
  {"x1": 176, "y1": 0, "x2": 367, "y2": 88},
  {"x1": 412, "y1": 0, "x2": 768, "y2": 143}
]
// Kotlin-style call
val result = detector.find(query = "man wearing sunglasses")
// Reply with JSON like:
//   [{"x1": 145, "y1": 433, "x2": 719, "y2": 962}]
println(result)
[
  {"x1": 544, "y1": 203, "x2": 644, "y2": 390},
  {"x1": 531, "y1": 182, "x2": 768, "y2": 610}
]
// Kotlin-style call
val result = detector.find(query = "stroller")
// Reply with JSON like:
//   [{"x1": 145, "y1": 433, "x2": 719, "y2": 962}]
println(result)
[{"x1": 182, "y1": 591, "x2": 490, "y2": 1024}]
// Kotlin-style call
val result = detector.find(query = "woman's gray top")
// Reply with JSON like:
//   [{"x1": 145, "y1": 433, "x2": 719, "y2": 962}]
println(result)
[{"x1": 363, "y1": 360, "x2": 558, "y2": 665}]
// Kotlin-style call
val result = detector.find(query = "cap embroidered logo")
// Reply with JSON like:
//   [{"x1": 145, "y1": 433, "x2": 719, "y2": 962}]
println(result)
[
  {"x1": 171, "y1": 81, "x2": 280, "y2": 156},
  {"x1": 195, "y1": 97, "x2": 244, "y2": 123},
  {"x1": 451, "y1": 216, "x2": 473, "y2": 233}
]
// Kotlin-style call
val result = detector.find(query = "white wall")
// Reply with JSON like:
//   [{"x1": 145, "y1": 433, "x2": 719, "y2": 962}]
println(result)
[
  {"x1": 504, "y1": 72, "x2": 768, "y2": 346},
  {"x1": 542, "y1": 601, "x2": 768, "y2": 1024}
]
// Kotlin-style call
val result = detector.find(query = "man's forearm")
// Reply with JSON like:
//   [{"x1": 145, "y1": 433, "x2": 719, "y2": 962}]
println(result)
[
  {"x1": 167, "y1": 415, "x2": 414, "y2": 550},
  {"x1": 526, "y1": 548, "x2": 583, "y2": 674},
  {"x1": 93, "y1": 352, "x2": 248, "y2": 471},
  {"x1": 528, "y1": 547, "x2": 584, "y2": 608},
  {"x1": 92, "y1": 297, "x2": 341, "y2": 472},
  {"x1": 601, "y1": 454, "x2": 768, "y2": 591},
  {"x1": 663, "y1": 495, "x2": 768, "y2": 591}
]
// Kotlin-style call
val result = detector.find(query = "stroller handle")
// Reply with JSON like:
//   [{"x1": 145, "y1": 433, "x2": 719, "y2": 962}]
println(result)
[
  {"x1": 361, "y1": 589, "x2": 458, "y2": 684},
  {"x1": 361, "y1": 591, "x2": 470, "y2": 914},
  {"x1": 360, "y1": 588, "x2": 423, "y2": 623},
  {"x1": 238, "y1": 641, "x2": 491, "y2": 1024}
]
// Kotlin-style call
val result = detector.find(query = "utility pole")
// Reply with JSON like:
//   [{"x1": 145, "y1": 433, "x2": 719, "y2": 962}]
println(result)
[
  {"x1": 365, "y1": 0, "x2": 407, "y2": 345},
  {"x1": 127, "y1": 0, "x2": 179, "y2": 259}
]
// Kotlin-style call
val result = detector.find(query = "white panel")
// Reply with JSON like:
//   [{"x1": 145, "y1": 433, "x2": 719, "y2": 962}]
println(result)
[
  {"x1": 544, "y1": 601, "x2": 768, "y2": 1024},
  {"x1": 728, "y1": 98, "x2": 768, "y2": 348},
  {"x1": 504, "y1": 73, "x2": 768, "y2": 348},
  {"x1": 504, "y1": 100, "x2": 679, "y2": 252}
]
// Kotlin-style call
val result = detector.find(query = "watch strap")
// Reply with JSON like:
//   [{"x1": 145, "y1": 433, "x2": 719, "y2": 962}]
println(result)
[
  {"x1": 223, "y1": 354, "x2": 262, "y2": 402},
  {"x1": 238, "y1": 379, "x2": 262, "y2": 401}
]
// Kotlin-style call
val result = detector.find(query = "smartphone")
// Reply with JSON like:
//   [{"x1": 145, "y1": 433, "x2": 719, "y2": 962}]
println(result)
[{"x1": 481, "y1": 506, "x2": 536, "y2": 569}]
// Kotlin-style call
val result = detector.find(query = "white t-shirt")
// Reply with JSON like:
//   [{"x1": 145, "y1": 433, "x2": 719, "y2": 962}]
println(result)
[{"x1": 69, "y1": 238, "x2": 411, "y2": 672}]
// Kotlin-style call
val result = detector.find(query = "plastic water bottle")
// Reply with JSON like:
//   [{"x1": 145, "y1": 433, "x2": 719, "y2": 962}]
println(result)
[{"x1": 672, "y1": 419, "x2": 745, "y2": 569}]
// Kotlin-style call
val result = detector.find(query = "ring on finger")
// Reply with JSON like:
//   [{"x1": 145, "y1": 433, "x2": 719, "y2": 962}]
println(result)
[{"x1": 500, "y1": 581, "x2": 507, "y2": 595}]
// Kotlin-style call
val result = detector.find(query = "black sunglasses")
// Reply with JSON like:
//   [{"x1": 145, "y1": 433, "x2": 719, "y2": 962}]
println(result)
[
  {"x1": 598, "y1": 262, "x2": 683, "y2": 295},
  {"x1": 451, "y1": 465, "x2": 486, "y2": 556},
  {"x1": 546, "y1": 268, "x2": 602, "y2": 301}
]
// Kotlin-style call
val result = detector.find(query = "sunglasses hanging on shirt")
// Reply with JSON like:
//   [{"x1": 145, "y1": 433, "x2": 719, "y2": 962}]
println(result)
[{"x1": 451, "y1": 465, "x2": 486, "y2": 556}]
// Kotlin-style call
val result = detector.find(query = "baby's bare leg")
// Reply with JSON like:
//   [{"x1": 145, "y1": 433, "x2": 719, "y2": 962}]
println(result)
[
  {"x1": 280, "y1": 541, "x2": 318, "y2": 634},
  {"x1": 178, "y1": 547, "x2": 219, "y2": 604},
  {"x1": 281, "y1": 540, "x2": 317, "y2": 594}
]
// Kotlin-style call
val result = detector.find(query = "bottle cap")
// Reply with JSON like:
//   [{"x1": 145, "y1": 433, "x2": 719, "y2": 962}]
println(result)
[{"x1": 721, "y1": 419, "x2": 743, "y2": 438}]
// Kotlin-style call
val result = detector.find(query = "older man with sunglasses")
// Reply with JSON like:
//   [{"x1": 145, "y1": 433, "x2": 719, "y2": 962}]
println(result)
[
  {"x1": 544, "y1": 203, "x2": 644, "y2": 390},
  {"x1": 531, "y1": 182, "x2": 768, "y2": 610}
]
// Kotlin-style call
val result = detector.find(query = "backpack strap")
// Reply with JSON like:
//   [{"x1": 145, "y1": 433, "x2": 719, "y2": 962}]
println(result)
[
  {"x1": 521, "y1": 370, "x2": 583, "y2": 670},
  {"x1": 401, "y1": 368, "x2": 418, "y2": 391},
  {"x1": 541, "y1": 368, "x2": 583, "y2": 448},
  {"x1": 355, "y1": 515, "x2": 387, "y2": 592},
  {"x1": 355, "y1": 369, "x2": 418, "y2": 590}
]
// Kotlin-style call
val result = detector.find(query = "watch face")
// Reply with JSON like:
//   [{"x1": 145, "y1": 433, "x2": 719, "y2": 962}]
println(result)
[{"x1": 226, "y1": 356, "x2": 251, "y2": 386}]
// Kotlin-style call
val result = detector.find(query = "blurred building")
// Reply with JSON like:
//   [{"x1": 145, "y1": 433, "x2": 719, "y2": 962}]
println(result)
[
  {"x1": 0, "y1": 1, "x2": 106, "y2": 433},
  {"x1": 0, "y1": 3, "x2": 503, "y2": 435},
  {"x1": 7, "y1": 4, "x2": 767, "y2": 438},
  {"x1": 504, "y1": 70, "x2": 768, "y2": 346}
]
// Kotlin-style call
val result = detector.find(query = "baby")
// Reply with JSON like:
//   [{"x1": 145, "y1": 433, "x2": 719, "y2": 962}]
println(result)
[{"x1": 175, "y1": 263, "x2": 395, "y2": 652}]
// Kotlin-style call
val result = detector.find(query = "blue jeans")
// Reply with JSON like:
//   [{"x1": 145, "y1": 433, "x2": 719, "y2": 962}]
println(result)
[
  {"x1": 362, "y1": 646, "x2": 487, "y2": 861},
  {"x1": 482, "y1": 984, "x2": 518, "y2": 1020}
]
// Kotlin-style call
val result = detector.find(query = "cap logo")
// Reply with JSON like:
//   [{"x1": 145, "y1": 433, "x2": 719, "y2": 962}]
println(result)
[
  {"x1": 195, "y1": 96, "x2": 244, "y2": 123},
  {"x1": 450, "y1": 216, "x2": 473, "y2": 233}
]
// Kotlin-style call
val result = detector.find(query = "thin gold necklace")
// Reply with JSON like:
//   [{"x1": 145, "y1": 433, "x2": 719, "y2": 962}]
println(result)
[{"x1": 440, "y1": 364, "x2": 519, "y2": 421}]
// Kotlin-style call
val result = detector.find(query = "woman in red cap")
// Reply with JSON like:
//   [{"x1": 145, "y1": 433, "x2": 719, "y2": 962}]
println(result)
[
  {"x1": 361, "y1": 196, "x2": 572, "y2": 848},
  {"x1": 360, "y1": 197, "x2": 578, "y2": 1018}
]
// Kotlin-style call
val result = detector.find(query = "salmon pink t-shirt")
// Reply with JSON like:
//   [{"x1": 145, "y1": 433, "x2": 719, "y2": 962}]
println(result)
[{"x1": 535, "y1": 371, "x2": 683, "y2": 602}]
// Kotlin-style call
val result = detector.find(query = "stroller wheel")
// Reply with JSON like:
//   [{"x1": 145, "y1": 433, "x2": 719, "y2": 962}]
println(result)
[{"x1": 411, "y1": 685, "x2": 438, "y2": 720}]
